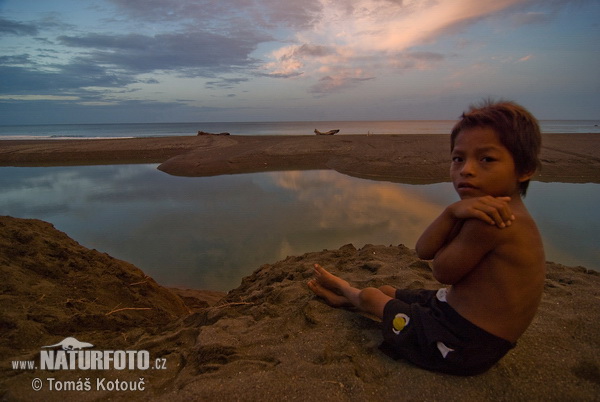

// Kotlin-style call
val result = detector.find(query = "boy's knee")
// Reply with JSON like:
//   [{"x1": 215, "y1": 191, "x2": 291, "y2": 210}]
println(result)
[
  {"x1": 358, "y1": 287, "x2": 390, "y2": 317},
  {"x1": 378, "y1": 285, "x2": 396, "y2": 298},
  {"x1": 359, "y1": 287, "x2": 381, "y2": 306}
]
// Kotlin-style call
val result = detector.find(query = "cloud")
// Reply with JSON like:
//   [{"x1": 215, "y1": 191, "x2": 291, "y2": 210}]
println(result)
[
  {"x1": 264, "y1": 0, "x2": 531, "y2": 93},
  {"x1": 205, "y1": 77, "x2": 250, "y2": 89},
  {"x1": 0, "y1": 62, "x2": 132, "y2": 96},
  {"x1": 1, "y1": 0, "x2": 595, "y2": 123},
  {"x1": 0, "y1": 17, "x2": 39, "y2": 36},
  {"x1": 309, "y1": 69, "x2": 374, "y2": 94},
  {"x1": 0, "y1": 95, "x2": 79, "y2": 101},
  {"x1": 0, "y1": 4, "x2": 270, "y2": 100},
  {"x1": 0, "y1": 54, "x2": 32, "y2": 65},
  {"x1": 0, "y1": 28, "x2": 263, "y2": 100},
  {"x1": 107, "y1": 0, "x2": 321, "y2": 30},
  {"x1": 517, "y1": 54, "x2": 534, "y2": 62},
  {"x1": 58, "y1": 31, "x2": 264, "y2": 76}
]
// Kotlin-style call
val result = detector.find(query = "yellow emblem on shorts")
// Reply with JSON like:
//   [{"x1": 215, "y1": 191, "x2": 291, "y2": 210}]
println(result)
[{"x1": 392, "y1": 313, "x2": 410, "y2": 335}]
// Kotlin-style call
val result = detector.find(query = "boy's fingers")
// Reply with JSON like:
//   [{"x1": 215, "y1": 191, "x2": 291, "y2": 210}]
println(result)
[
  {"x1": 477, "y1": 199, "x2": 512, "y2": 227},
  {"x1": 482, "y1": 197, "x2": 514, "y2": 226},
  {"x1": 470, "y1": 206, "x2": 497, "y2": 225}
]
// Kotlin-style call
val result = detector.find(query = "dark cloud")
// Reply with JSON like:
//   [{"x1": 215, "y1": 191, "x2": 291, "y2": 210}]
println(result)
[
  {"x1": 107, "y1": 0, "x2": 231, "y2": 23},
  {"x1": 0, "y1": 2, "x2": 279, "y2": 123},
  {"x1": 205, "y1": 77, "x2": 249, "y2": 89},
  {"x1": 0, "y1": 62, "x2": 133, "y2": 95},
  {"x1": 1, "y1": 3, "x2": 274, "y2": 102},
  {"x1": 107, "y1": 0, "x2": 321, "y2": 30},
  {"x1": 255, "y1": 0, "x2": 322, "y2": 29},
  {"x1": 0, "y1": 17, "x2": 39, "y2": 36},
  {"x1": 258, "y1": 71, "x2": 303, "y2": 79},
  {"x1": 58, "y1": 31, "x2": 265, "y2": 75},
  {"x1": 0, "y1": 54, "x2": 31, "y2": 65}
]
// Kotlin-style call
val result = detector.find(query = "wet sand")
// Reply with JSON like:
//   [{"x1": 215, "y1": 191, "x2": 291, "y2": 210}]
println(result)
[{"x1": 1, "y1": 133, "x2": 599, "y2": 183}]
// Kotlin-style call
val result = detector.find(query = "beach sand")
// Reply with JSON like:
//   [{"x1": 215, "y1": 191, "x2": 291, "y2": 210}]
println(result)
[
  {"x1": 1, "y1": 133, "x2": 600, "y2": 183},
  {"x1": 1, "y1": 216, "x2": 599, "y2": 400},
  {"x1": 1, "y1": 133, "x2": 600, "y2": 400}
]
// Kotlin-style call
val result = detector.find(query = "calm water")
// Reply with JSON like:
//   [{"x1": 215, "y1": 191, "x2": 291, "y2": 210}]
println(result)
[
  {"x1": 1, "y1": 120, "x2": 599, "y2": 140},
  {"x1": 0, "y1": 165, "x2": 598, "y2": 291}
]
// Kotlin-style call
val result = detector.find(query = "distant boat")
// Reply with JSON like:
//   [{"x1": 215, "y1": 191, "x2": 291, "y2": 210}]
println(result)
[
  {"x1": 314, "y1": 129, "x2": 340, "y2": 135},
  {"x1": 197, "y1": 131, "x2": 230, "y2": 136}
]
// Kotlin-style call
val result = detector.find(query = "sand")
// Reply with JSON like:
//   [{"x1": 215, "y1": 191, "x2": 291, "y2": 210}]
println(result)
[
  {"x1": 1, "y1": 133, "x2": 600, "y2": 183},
  {"x1": 1, "y1": 133, "x2": 600, "y2": 400},
  {"x1": 0, "y1": 217, "x2": 599, "y2": 400}
]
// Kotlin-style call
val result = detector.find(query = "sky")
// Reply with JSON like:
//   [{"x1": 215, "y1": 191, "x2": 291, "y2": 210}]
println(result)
[{"x1": 0, "y1": 0, "x2": 599, "y2": 124}]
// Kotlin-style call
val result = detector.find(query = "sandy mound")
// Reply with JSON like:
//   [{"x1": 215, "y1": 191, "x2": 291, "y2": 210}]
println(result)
[
  {"x1": 161, "y1": 244, "x2": 600, "y2": 401},
  {"x1": 0, "y1": 217, "x2": 191, "y2": 355},
  {"x1": 1, "y1": 217, "x2": 599, "y2": 401}
]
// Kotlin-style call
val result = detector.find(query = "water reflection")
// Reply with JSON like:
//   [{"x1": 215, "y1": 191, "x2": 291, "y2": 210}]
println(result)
[
  {"x1": 526, "y1": 181, "x2": 600, "y2": 269},
  {"x1": 0, "y1": 166, "x2": 597, "y2": 291}
]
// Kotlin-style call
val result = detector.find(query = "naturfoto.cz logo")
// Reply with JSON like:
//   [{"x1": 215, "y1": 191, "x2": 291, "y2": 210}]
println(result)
[{"x1": 11, "y1": 336, "x2": 167, "y2": 371}]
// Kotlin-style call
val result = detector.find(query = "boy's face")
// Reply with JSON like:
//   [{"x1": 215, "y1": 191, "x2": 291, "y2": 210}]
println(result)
[{"x1": 450, "y1": 126, "x2": 530, "y2": 199}]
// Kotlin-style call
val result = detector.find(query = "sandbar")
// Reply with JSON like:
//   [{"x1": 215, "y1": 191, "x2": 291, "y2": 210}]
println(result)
[{"x1": 1, "y1": 133, "x2": 599, "y2": 184}]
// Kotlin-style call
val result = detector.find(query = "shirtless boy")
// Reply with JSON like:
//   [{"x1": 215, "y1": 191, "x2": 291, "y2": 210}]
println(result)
[{"x1": 308, "y1": 100, "x2": 546, "y2": 375}]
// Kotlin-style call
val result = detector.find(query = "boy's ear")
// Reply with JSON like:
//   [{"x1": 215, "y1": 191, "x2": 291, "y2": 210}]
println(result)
[{"x1": 517, "y1": 169, "x2": 535, "y2": 183}]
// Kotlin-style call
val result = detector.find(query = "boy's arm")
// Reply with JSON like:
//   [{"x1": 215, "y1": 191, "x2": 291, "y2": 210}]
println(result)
[
  {"x1": 415, "y1": 208, "x2": 462, "y2": 260},
  {"x1": 431, "y1": 219, "x2": 501, "y2": 284},
  {"x1": 416, "y1": 196, "x2": 514, "y2": 279}
]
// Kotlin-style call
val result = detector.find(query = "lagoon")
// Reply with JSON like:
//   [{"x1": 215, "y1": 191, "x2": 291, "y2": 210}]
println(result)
[{"x1": 0, "y1": 165, "x2": 598, "y2": 291}]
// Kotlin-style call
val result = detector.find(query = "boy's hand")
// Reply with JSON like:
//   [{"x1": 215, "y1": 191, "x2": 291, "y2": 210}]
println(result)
[{"x1": 448, "y1": 196, "x2": 515, "y2": 228}]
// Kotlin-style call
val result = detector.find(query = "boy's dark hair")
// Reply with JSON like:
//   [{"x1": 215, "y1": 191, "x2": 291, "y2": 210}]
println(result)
[{"x1": 450, "y1": 99, "x2": 542, "y2": 196}]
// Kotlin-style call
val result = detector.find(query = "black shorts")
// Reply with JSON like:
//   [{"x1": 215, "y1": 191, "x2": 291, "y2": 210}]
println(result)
[{"x1": 379, "y1": 288, "x2": 515, "y2": 376}]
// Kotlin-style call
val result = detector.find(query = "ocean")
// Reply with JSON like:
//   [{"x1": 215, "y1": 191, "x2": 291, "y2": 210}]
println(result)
[{"x1": 1, "y1": 120, "x2": 599, "y2": 140}]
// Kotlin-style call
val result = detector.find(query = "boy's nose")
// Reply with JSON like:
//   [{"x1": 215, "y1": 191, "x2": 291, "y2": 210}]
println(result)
[{"x1": 460, "y1": 160, "x2": 476, "y2": 176}]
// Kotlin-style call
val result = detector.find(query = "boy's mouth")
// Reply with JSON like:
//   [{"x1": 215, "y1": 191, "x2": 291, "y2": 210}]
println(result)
[
  {"x1": 458, "y1": 182, "x2": 475, "y2": 188},
  {"x1": 457, "y1": 182, "x2": 478, "y2": 192}
]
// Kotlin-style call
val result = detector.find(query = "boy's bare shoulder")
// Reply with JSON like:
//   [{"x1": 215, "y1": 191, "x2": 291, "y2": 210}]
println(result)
[
  {"x1": 460, "y1": 210, "x2": 542, "y2": 264},
  {"x1": 479, "y1": 207, "x2": 544, "y2": 271}
]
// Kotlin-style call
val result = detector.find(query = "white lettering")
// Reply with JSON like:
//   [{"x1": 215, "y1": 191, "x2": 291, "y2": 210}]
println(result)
[
  {"x1": 90, "y1": 350, "x2": 102, "y2": 369},
  {"x1": 11, "y1": 360, "x2": 36, "y2": 370},
  {"x1": 40, "y1": 350, "x2": 54, "y2": 370},
  {"x1": 39, "y1": 350, "x2": 152, "y2": 370},
  {"x1": 137, "y1": 351, "x2": 150, "y2": 370}
]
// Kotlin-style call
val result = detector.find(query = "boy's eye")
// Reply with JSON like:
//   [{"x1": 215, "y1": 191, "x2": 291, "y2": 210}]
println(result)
[
  {"x1": 481, "y1": 156, "x2": 496, "y2": 162},
  {"x1": 451, "y1": 156, "x2": 463, "y2": 163}
]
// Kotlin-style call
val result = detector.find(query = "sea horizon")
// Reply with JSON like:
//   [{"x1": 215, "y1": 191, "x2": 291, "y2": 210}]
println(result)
[{"x1": 1, "y1": 119, "x2": 599, "y2": 140}]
